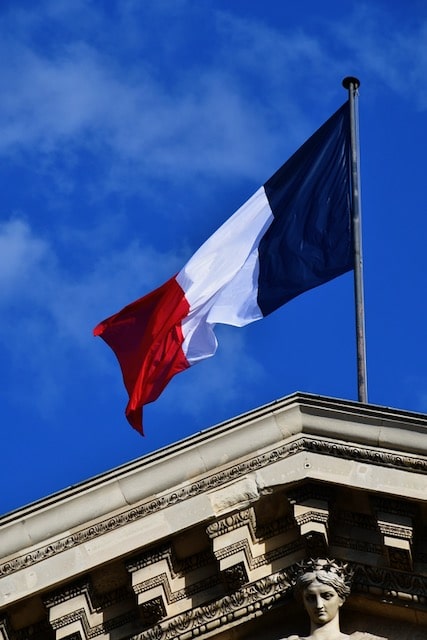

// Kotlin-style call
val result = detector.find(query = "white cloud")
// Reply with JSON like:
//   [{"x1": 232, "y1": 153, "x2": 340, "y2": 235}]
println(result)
[
  {"x1": 0, "y1": 2, "x2": 342, "y2": 190},
  {"x1": 0, "y1": 42, "x2": 132, "y2": 151},
  {"x1": 0, "y1": 216, "x2": 185, "y2": 335},
  {"x1": 0, "y1": 219, "x2": 51, "y2": 297},
  {"x1": 2, "y1": 0, "x2": 426, "y2": 424},
  {"x1": 329, "y1": 4, "x2": 427, "y2": 109},
  {"x1": 0, "y1": 214, "x2": 266, "y2": 425},
  {"x1": 0, "y1": 216, "x2": 184, "y2": 413},
  {"x1": 2, "y1": 0, "x2": 426, "y2": 191}
]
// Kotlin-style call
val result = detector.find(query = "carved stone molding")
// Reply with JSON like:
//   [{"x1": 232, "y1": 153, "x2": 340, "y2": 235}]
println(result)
[
  {"x1": 129, "y1": 570, "x2": 293, "y2": 640},
  {"x1": 207, "y1": 505, "x2": 305, "y2": 589},
  {"x1": 47, "y1": 609, "x2": 140, "y2": 640},
  {"x1": 44, "y1": 579, "x2": 92, "y2": 610},
  {"x1": 127, "y1": 544, "x2": 221, "y2": 619},
  {"x1": 288, "y1": 486, "x2": 331, "y2": 560},
  {"x1": 127, "y1": 560, "x2": 427, "y2": 640},
  {"x1": 127, "y1": 544, "x2": 214, "y2": 580},
  {"x1": 130, "y1": 570, "x2": 222, "y2": 607},
  {"x1": 206, "y1": 508, "x2": 256, "y2": 539},
  {"x1": 353, "y1": 563, "x2": 427, "y2": 603},
  {"x1": 44, "y1": 577, "x2": 132, "y2": 614},
  {"x1": 211, "y1": 536, "x2": 305, "y2": 572},
  {"x1": 369, "y1": 498, "x2": 416, "y2": 573},
  {"x1": 44, "y1": 576, "x2": 138, "y2": 639},
  {"x1": 301, "y1": 439, "x2": 427, "y2": 473},
  {"x1": 1, "y1": 437, "x2": 426, "y2": 579},
  {"x1": 47, "y1": 606, "x2": 139, "y2": 639}
]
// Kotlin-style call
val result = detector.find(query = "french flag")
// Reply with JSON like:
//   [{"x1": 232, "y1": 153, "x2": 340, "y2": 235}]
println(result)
[{"x1": 94, "y1": 102, "x2": 353, "y2": 434}]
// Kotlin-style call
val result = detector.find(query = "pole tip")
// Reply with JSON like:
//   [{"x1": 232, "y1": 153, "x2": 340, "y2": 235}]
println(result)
[{"x1": 342, "y1": 76, "x2": 360, "y2": 90}]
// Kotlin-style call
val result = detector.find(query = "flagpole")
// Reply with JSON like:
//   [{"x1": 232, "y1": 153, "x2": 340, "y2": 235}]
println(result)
[{"x1": 342, "y1": 76, "x2": 368, "y2": 404}]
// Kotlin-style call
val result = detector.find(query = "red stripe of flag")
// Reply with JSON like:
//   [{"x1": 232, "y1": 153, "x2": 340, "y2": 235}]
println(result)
[{"x1": 94, "y1": 276, "x2": 190, "y2": 433}]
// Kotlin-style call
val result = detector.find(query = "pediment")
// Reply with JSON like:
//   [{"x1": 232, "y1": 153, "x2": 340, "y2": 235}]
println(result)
[{"x1": 1, "y1": 394, "x2": 427, "y2": 639}]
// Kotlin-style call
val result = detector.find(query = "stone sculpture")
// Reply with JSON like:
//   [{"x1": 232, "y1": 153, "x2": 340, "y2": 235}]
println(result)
[{"x1": 282, "y1": 558, "x2": 386, "y2": 640}]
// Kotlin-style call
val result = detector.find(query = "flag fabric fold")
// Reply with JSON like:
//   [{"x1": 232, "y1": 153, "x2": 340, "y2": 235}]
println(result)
[{"x1": 94, "y1": 101, "x2": 353, "y2": 434}]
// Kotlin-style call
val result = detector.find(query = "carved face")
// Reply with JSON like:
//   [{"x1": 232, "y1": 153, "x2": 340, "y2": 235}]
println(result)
[{"x1": 301, "y1": 579, "x2": 344, "y2": 625}]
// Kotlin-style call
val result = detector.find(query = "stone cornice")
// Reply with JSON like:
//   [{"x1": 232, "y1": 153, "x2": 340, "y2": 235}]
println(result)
[
  {"x1": 2, "y1": 394, "x2": 427, "y2": 639},
  {"x1": 1, "y1": 435, "x2": 426, "y2": 580},
  {"x1": 3, "y1": 393, "x2": 427, "y2": 526}
]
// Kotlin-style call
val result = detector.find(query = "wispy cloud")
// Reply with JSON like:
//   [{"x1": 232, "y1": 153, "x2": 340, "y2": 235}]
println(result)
[
  {"x1": 2, "y1": 1, "x2": 427, "y2": 176},
  {"x1": 1, "y1": 1, "x2": 426, "y2": 423},
  {"x1": 0, "y1": 1, "x2": 345, "y2": 193},
  {"x1": 0, "y1": 219, "x2": 51, "y2": 297},
  {"x1": 0, "y1": 215, "x2": 266, "y2": 424},
  {"x1": 0, "y1": 216, "x2": 184, "y2": 413},
  {"x1": 329, "y1": 4, "x2": 427, "y2": 109}
]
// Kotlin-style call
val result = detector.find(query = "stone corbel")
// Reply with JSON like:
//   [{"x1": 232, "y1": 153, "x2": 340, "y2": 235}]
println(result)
[
  {"x1": 44, "y1": 579, "x2": 92, "y2": 640},
  {"x1": 126, "y1": 545, "x2": 171, "y2": 623},
  {"x1": 207, "y1": 492, "x2": 302, "y2": 590},
  {"x1": 289, "y1": 497, "x2": 330, "y2": 555},
  {"x1": 376, "y1": 512, "x2": 413, "y2": 572},
  {"x1": 126, "y1": 543, "x2": 218, "y2": 621},
  {"x1": 44, "y1": 577, "x2": 136, "y2": 640},
  {"x1": 206, "y1": 507, "x2": 258, "y2": 590}
]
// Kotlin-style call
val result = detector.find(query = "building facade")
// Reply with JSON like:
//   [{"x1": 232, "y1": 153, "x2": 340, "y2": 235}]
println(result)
[{"x1": 1, "y1": 393, "x2": 427, "y2": 639}]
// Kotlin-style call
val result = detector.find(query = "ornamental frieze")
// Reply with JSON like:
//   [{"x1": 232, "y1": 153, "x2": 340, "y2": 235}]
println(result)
[
  {"x1": 1, "y1": 437, "x2": 426, "y2": 579},
  {"x1": 130, "y1": 571, "x2": 292, "y2": 640}
]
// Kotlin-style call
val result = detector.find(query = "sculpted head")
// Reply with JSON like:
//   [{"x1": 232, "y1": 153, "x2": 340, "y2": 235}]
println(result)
[{"x1": 294, "y1": 559, "x2": 352, "y2": 627}]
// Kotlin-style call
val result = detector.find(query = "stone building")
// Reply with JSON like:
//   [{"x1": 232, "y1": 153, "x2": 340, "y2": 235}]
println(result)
[{"x1": 1, "y1": 392, "x2": 427, "y2": 639}]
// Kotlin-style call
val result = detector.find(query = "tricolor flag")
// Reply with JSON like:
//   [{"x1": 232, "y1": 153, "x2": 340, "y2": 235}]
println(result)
[{"x1": 94, "y1": 102, "x2": 353, "y2": 434}]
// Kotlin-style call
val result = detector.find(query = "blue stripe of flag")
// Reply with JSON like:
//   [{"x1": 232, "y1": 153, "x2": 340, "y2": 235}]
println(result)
[{"x1": 258, "y1": 102, "x2": 352, "y2": 316}]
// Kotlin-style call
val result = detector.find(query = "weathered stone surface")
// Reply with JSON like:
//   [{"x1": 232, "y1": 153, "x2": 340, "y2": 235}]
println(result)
[{"x1": 1, "y1": 393, "x2": 427, "y2": 639}]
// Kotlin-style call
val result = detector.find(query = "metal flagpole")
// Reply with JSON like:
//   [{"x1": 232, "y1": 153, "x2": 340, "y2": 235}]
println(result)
[{"x1": 342, "y1": 76, "x2": 368, "y2": 404}]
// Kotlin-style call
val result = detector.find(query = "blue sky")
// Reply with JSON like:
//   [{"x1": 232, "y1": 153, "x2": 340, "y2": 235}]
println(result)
[{"x1": 1, "y1": 0, "x2": 426, "y2": 515}]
